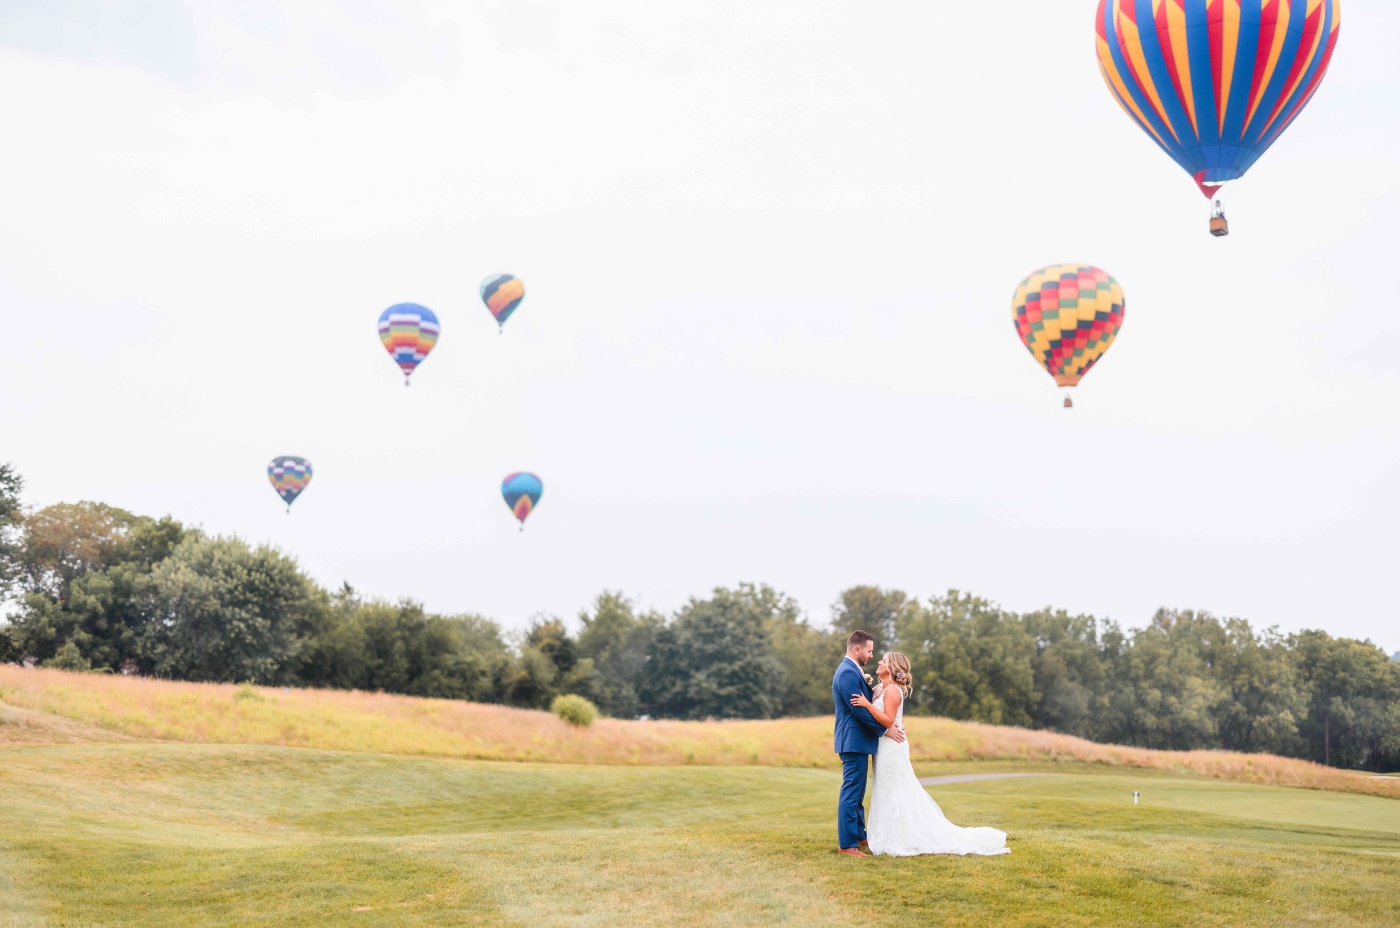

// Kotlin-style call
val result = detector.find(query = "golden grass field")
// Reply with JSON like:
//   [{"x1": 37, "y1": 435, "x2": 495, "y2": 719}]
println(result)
[{"x1": 1, "y1": 665, "x2": 1395, "y2": 798}]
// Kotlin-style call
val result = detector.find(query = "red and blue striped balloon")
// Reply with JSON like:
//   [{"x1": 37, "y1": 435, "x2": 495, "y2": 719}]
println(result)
[{"x1": 1095, "y1": 0, "x2": 1341, "y2": 196}]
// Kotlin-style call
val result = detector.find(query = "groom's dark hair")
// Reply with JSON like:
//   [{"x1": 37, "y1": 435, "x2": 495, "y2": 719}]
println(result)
[{"x1": 847, "y1": 630, "x2": 875, "y2": 649}]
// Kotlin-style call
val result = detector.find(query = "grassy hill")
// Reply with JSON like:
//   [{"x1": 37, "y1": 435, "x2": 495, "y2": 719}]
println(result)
[
  {"x1": 2, "y1": 666, "x2": 1395, "y2": 798},
  {"x1": 3, "y1": 668, "x2": 1400, "y2": 926}
]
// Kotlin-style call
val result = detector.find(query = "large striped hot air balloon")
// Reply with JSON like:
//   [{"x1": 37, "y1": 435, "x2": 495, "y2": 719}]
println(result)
[
  {"x1": 377, "y1": 303, "x2": 440, "y2": 384},
  {"x1": 501, "y1": 472, "x2": 543, "y2": 530},
  {"x1": 1095, "y1": 0, "x2": 1341, "y2": 235},
  {"x1": 480, "y1": 274, "x2": 525, "y2": 331},
  {"x1": 1012, "y1": 265, "x2": 1126, "y2": 408},
  {"x1": 268, "y1": 456, "x2": 312, "y2": 513}
]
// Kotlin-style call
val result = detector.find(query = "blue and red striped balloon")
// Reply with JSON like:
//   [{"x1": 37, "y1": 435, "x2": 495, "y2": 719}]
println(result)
[{"x1": 1095, "y1": 0, "x2": 1341, "y2": 197}]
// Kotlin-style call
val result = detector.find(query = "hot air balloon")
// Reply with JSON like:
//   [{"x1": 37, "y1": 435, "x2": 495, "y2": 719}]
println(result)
[
  {"x1": 1095, "y1": 0, "x2": 1342, "y2": 236},
  {"x1": 501, "y1": 472, "x2": 542, "y2": 530},
  {"x1": 1012, "y1": 265, "x2": 1126, "y2": 408},
  {"x1": 268, "y1": 456, "x2": 312, "y2": 513},
  {"x1": 480, "y1": 274, "x2": 524, "y2": 331},
  {"x1": 377, "y1": 303, "x2": 439, "y2": 384}
]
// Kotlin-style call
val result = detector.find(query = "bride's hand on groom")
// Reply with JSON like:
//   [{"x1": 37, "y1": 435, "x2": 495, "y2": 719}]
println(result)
[{"x1": 850, "y1": 693, "x2": 872, "y2": 710}]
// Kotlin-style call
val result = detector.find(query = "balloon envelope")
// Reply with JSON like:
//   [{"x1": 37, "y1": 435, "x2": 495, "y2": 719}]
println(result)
[
  {"x1": 1095, "y1": 0, "x2": 1341, "y2": 193},
  {"x1": 1012, "y1": 265, "x2": 1125, "y2": 388},
  {"x1": 501, "y1": 472, "x2": 543, "y2": 524},
  {"x1": 268, "y1": 456, "x2": 312, "y2": 509},
  {"x1": 480, "y1": 274, "x2": 525, "y2": 327},
  {"x1": 377, "y1": 304, "x2": 439, "y2": 379}
]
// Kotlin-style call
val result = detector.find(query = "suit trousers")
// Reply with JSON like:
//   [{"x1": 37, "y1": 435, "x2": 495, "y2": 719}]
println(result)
[{"x1": 838, "y1": 752, "x2": 871, "y2": 849}]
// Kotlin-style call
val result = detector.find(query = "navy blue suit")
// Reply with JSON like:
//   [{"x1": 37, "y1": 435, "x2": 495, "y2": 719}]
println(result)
[{"x1": 832, "y1": 656, "x2": 887, "y2": 849}]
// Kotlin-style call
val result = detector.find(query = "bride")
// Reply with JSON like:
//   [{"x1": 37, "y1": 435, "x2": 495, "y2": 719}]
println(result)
[{"x1": 851, "y1": 652, "x2": 1010, "y2": 857}]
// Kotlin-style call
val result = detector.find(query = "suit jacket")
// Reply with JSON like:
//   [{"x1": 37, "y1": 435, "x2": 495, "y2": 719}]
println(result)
[{"x1": 832, "y1": 656, "x2": 887, "y2": 755}]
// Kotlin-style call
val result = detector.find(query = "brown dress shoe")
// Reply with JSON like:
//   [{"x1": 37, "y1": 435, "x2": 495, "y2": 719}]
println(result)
[
  {"x1": 858, "y1": 841, "x2": 873, "y2": 855},
  {"x1": 838, "y1": 847, "x2": 871, "y2": 858}
]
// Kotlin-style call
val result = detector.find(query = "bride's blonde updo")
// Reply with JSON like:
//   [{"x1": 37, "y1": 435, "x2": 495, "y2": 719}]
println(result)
[{"x1": 884, "y1": 651, "x2": 913, "y2": 699}]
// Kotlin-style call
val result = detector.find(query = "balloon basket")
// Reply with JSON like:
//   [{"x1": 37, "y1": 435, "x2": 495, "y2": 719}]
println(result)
[
  {"x1": 1063, "y1": 394, "x2": 1074, "y2": 409},
  {"x1": 1210, "y1": 200, "x2": 1229, "y2": 237}
]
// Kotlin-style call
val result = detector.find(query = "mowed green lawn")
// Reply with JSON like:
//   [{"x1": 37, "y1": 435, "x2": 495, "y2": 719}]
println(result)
[{"x1": 2, "y1": 745, "x2": 1398, "y2": 927}]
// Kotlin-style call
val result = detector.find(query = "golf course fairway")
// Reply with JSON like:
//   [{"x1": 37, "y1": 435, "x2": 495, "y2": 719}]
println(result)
[{"x1": 2, "y1": 743, "x2": 1398, "y2": 926}]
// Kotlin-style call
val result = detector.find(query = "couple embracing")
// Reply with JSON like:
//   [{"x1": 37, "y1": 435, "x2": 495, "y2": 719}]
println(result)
[{"x1": 833, "y1": 630, "x2": 1009, "y2": 858}]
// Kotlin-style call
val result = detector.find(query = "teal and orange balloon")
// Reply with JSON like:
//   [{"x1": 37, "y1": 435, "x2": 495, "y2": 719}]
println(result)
[
  {"x1": 268, "y1": 456, "x2": 312, "y2": 513},
  {"x1": 378, "y1": 303, "x2": 439, "y2": 385},
  {"x1": 480, "y1": 274, "x2": 524, "y2": 331},
  {"x1": 501, "y1": 472, "x2": 542, "y2": 530},
  {"x1": 1095, "y1": 0, "x2": 1341, "y2": 214}
]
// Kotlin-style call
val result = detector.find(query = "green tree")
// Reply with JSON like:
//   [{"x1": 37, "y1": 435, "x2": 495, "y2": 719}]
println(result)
[
  {"x1": 1098, "y1": 610, "x2": 1226, "y2": 750},
  {"x1": 139, "y1": 534, "x2": 319, "y2": 684},
  {"x1": 17, "y1": 502, "x2": 139, "y2": 602},
  {"x1": 640, "y1": 585, "x2": 786, "y2": 720},
  {"x1": 0, "y1": 463, "x2": 23, "y2": 604},
  {"x1": 501, "y1": 642, "x2": 561, "y2": 709},
  {"x1": 760, "y1": 585, "x2": 841, "y2": 717},
  {"x1": 831, "y1": 586, "x2": 913, "y2": 656},
  {"x1": 1292, "y1": 631, "x2": 1400, "y2": 769},
  {"x1": 575, "y1": 592, "x2": 661, "y2": 718},
  {"x1": 897, "y1": 591, "x2": 1038, "y2": 726},
  {"x1": 45, "y1": 639, "x2": 92, "y2": 672},
  {"x1": 296, "y1": 583, "x2": 372, "y2": 689},
  {"x1": 298, "y1": 584, "x2": 507, "y2": 701},
  {"x1": 6, "y1": 503, "x2": 184, "y2": 670},
  {"x1": 1213, "y1": 619, "x2": 1304, "y2": 755},
  {"x1": 1020, "y1": 607, "x2": 1113, "y2": 737},
  {"x1": 502, "y1": 618, "x2": 600, "y2": 710}
]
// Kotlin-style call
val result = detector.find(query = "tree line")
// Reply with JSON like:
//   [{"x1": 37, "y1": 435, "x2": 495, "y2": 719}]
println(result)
[{"x1": 1, "y1": 466, "x2": 1397, "y2": 771}]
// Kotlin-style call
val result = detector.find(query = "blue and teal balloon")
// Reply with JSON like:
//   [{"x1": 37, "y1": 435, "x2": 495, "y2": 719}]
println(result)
[{"x1": 501, "y1": 472, "x2": 542, "y2": 529}]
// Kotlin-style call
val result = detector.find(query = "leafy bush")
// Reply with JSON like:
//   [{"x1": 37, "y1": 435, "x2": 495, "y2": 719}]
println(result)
[
  {"x1": 551, "y1": 694, "x2": 598, "y2": 726},
  {"x1": 233, "y1": 682, "x2": 264, "y2": 702},
  {"x1": 45, "y1": 640, "x2": 92, "y2": 672}
]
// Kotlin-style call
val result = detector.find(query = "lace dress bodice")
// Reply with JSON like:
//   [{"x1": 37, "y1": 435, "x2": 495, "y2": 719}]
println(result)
[{"x1": 874, "y1": 689, "x2": 904, "y2": 732}]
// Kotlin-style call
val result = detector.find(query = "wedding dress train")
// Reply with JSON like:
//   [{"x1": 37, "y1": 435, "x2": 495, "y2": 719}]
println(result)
[{"x1": 865, "y1": 693, "x2": 1010, "y2": 857}]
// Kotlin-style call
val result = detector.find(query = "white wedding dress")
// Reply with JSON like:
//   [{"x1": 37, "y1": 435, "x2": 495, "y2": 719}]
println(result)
[{"x1": 866, "y1": 691, "x2": 1010, "y2": 857}]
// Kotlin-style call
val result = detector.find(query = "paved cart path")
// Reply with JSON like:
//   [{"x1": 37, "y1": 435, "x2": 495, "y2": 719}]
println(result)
[{"x1": 918, "y1": 773, "x2": 1058, "y2": 787}]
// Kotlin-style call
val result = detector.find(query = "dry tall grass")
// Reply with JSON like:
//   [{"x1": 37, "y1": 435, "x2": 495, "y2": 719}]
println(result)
[{"x1": 3, "y1": 665, "x2": 1396, "y2": 800}]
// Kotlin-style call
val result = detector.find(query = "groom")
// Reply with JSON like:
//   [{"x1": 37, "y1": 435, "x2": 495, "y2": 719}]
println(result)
[{"x1": 833, "y1": 630, "x2": 904, "y2": 857}]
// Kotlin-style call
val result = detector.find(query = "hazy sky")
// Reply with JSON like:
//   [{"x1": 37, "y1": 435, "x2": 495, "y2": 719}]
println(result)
[{"x1": 2, "y1": 1, "x2": 1397, "y2": 649}]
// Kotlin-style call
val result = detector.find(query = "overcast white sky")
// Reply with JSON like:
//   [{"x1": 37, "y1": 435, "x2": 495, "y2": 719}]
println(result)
[{"x1": 1, "y1": 1, "x2": 1397, "y2": 649}]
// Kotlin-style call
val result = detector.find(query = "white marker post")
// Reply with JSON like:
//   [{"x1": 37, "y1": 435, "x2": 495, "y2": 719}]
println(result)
[{"x1": 1133, "y1": 791, "x2": 1139, "y2": 805}]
